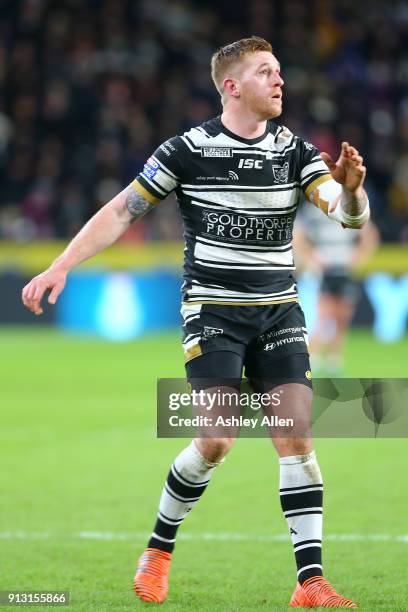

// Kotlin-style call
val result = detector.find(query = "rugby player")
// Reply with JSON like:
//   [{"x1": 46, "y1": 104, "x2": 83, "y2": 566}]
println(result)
[
  {"x1": 22, "y1": 37, "x2": 369, "y2": 608},
  {"x1": 294, "y1": 209, "x2": 379, "y2": 375}
]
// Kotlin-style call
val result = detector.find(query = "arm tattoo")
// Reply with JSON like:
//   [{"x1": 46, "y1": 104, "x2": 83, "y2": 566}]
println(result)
[
  {"x1": 124, "y1": 187, "x2": 155, "y2": 224},
  {"x1": 341, "y1": 188, "x2": 368, "y2": 216}
]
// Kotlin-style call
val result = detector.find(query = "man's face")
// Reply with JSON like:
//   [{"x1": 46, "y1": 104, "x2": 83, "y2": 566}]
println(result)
[{"x1": 231, "y1": 51, "x2": 284, "y2": 119}]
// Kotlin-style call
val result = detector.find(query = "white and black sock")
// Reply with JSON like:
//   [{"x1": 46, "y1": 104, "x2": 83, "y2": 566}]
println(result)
[
  {"x1": 279, "y1": 451, "x2": 323, "y2": 584},
  {"x1": 148, "y1": 441, "x2": 221, "y2": 553}
]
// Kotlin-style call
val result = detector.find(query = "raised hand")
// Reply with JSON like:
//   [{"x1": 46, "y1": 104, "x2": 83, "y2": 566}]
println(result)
[{"x1": 321, "y1": 142, "x2": 366, "y2": 194}]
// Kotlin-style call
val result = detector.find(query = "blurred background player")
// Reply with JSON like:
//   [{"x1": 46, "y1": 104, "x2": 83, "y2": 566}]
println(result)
[{"x1": 294, "y1": 207, "x2": 379, "y2": 375}]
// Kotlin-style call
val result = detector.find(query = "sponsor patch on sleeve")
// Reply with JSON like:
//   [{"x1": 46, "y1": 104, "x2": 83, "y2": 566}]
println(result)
[{"x1": 142, "y1": 156, "x2": 161, "y2": 180}]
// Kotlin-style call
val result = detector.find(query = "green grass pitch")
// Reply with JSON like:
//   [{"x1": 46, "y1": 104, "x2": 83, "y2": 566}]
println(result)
[{"x1": 1, "y1": 327, "x2": 407, "y2": 611}]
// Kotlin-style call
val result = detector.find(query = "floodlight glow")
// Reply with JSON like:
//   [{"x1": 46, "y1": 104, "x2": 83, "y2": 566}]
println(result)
[{"x1": 95, "y1": 273, "x2": 143, "y2": 341}]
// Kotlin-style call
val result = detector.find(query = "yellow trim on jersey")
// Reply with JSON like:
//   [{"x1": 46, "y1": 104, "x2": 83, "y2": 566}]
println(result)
[
  {"x1": 184, "y1": 344, "x2": 203, "y2": 363},
  {"x1": 131, "y1": 179, "x2": 161, "y2": 205},
  {"x1": 304, "y1": 174, "x2": 332, "y2": 199},
  {"x1": 182, "y1": 298, "x2": 299, "y2": 307}
]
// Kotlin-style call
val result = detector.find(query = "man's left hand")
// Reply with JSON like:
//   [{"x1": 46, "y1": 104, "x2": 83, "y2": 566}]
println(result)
[{"x1": 320, "y1": 142, "x2": 366, "y2": 194}]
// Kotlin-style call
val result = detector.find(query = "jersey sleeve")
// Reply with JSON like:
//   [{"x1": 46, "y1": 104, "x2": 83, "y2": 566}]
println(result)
[
  {"x1": 131, "y1": 136, "x2": 185, "y2": 204},
  {"x1": 299, "y1": 139, "x2": 342, "y2": 215},
  {"x1": 300, "y1": 140, "x2": 332, "y2": 199}
]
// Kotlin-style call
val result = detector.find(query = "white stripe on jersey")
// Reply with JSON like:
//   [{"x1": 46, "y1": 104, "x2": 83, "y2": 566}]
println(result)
[
  {"x1": 142, "y1": 173, "x2": 168, "y2": 196},
  {"x1": 190, "y1": 200, "x2": 225, "y2": 211},
  {"x1": 191, "y1": 279, "x2": 225, "y2": 288},
  {"x1": 181, "y1": 135, "x2": 203, "y2": 153},
  {"x1": 185, "y1": 282, "x2": 298, "y2": 303},
  {"x1": 195, "y1": 126, "x2": 211, "y2": 138},
  {"x1": 181, "y1": 182, "x2": 299, "y2": 190},
  {"x1": 181, "y1": 124, "x2": 297, "y2": 156},
  {"x1": 195, "y1": 260, "x2": 295, "y2": 271},
  {"x1": 181, "y1": 131, "x2": 275, "y2": 152},
  {"x1": 185, "y1": 294, "x2": 298, "y2": 304},
  {"x1": 194, "y1": 241, "x2": 294, "y2": 267},
  {"x1": 153, "y1": 168, "x2": 179, "y2": 192},
  {"x1": 183, "y1": 188, "x2": 300, "y2": 211},
  {"x1": 188, "y1": 283, "x2": 297, "y2": 299},
  {"x1": 300, "y1": 160, "x2": 328, "y2": 182},
  {"x1": 181, "y1": 137, "x2": 299, "y2": 158},
  {"x1": 232, "y1": 143, "x2": 298, "y2": 157},
  {"x1": 196, "y1": 236, "x2": 292, "y2": 251}
]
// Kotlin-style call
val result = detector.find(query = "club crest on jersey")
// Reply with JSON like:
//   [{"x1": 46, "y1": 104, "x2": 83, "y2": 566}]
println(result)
[
  {"x1": 201, "y1": 147, "x2": 232, "y2": 158},
  {"x1": 272, "y1": 161, "x2": 289, "y2": 183}
]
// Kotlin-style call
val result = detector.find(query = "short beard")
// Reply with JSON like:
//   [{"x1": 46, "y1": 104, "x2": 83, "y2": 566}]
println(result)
[
  {"x1": 257, "y1": 104, "x2": 282, "y2": 120},
  {"x1": 246, "y1": 94, "x2": 282, "y2": 120}
]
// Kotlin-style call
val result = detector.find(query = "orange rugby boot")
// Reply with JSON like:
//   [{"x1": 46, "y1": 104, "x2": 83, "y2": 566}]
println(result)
[
  {"x1": 133, "y1": 547, "x2": 172, "y2": 603},
  {"x1": 290, "y1": 576, "x2": 357, "y2": 608}
]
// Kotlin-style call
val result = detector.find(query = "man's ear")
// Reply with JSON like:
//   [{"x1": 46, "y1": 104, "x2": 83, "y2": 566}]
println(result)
[{"x1": 223, "y1": 77, "x2": 240, "y2": 99}]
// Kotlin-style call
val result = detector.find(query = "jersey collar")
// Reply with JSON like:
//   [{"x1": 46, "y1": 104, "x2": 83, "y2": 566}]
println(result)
[{"x1": 216, "y1": 116, "x2": 276, "y2": 145}]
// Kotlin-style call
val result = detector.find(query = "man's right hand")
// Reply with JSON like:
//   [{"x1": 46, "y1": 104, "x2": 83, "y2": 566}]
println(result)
[
  {"x1": 21, "y1": 184, "x2": 154, "y2": 316},
  {"x1": 22, "y1": 267, "x2": 67, "y2": 316}
]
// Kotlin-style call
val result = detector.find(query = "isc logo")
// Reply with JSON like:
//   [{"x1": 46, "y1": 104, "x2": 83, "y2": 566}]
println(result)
[{"x1": 238, "y1": 159, "x2": 263, "y2": 169}]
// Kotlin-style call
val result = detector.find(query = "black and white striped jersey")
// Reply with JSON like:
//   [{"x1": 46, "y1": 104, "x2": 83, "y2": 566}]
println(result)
[{"x1": 132, "y1": 116, "x2": 332, "y2": 305}]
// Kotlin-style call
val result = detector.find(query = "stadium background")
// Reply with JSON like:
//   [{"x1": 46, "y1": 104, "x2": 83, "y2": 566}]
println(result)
[{"x1": 1, "y1": 1, "x2": 408, "y2": 610}]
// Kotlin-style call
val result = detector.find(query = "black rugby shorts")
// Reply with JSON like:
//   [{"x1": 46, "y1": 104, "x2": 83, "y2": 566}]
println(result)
[
  {"x1": 181, "y1": 301, "x2": 312, "y2": 391},
  {"x1": 320, "y1": 268, "x2": 359, "y2": 303}
]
